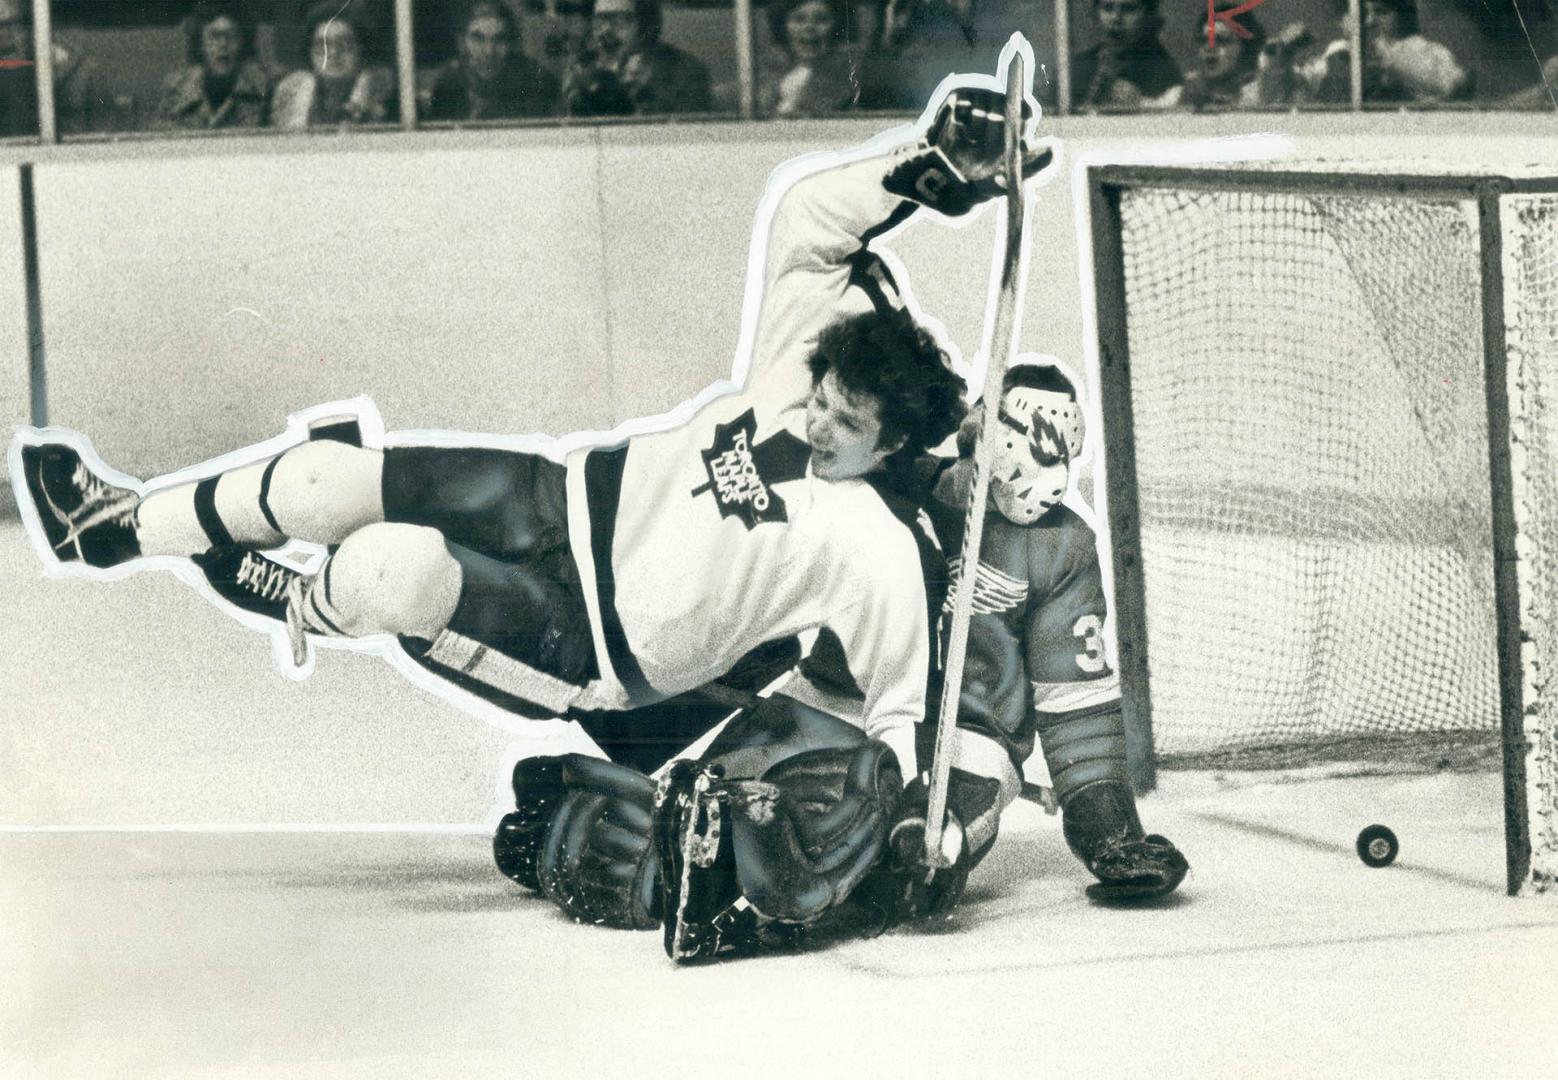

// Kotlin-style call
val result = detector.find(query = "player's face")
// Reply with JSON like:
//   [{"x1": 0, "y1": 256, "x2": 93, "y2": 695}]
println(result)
[
  {"x1": 806, "y1": 369, "x2": 900, "y2": 481},
  {"x1": 785, "y1": 1, "x2": 837, "y2": 63},
  {"x1": 462, "y1": 13, "x2": 513, "y2": 83},
  {"x1": 311, "y1": 18, "x2": 363, "y2": 82},
  {"x1": 990, "y1": 384, "x2": 1080, "y2": 524},
  {"x1": 1095, "y1": 0, "x2": 1148, "y2": 46}
]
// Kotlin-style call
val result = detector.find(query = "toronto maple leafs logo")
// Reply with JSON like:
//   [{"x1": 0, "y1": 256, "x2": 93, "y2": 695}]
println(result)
[{"x1": 690, "y1": 409, "x2": 809, "y2": 529}]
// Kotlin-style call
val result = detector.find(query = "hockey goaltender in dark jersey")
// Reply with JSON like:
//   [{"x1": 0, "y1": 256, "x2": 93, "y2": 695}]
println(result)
[
  {"x1": 494, "y1": 90, "x2": 1186, "y2": 963},
  {"x1": 496, "y1": 368, "x2": 1190, "y2": 962}
]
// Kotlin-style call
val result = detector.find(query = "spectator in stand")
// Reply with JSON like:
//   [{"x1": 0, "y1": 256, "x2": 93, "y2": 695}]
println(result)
[
  {"x1": 1297, "y1": 0, "x2": 1469, "y2": 104},
  {"x1": 1181, "y1": 0, "x2": 1311, "y2": 109},
  {"x1": 1503, "y1": 52, "x2": 1558, "y2": 109},
  {"x1": 272, "y1": 0, "x2": 396, "y2": 129},
  {"x1": 0, "y1": 0, "x2": 104, "y2": 137},
  {"x1": 857, "y1": 0, "x2": 1012, "y2": 111},
  {"x1": 1071, "y1": 0, "x2": 1182, "y2": 111},
  {"x1": 424, "y1": 0, "x2": 559, "y2": 120},
  {"x1": 756, "y1": 0, "x2": 859, "y2": 116},
  {"x1": 524, "y1": 0, "x2": 592, "y2": 82},
  {"x1": 565, "y1": 0, "x2": 713, "y2": 116},
  {"x1": 156, "y1": 2, "x2": 272, "y2": 130}
]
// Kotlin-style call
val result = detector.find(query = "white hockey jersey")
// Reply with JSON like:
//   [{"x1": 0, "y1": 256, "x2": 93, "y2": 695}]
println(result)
[{"x1": 563, "y1": 152, "x2": 933, "y2": 775}]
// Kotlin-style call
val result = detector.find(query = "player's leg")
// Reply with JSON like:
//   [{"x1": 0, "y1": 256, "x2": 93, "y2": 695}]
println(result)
[
  {"x1": 19, "y1": 432, "x2": 384, "y2": 569},
  {"x1": 189, "y1": 522, "x2": 463, "y2": 667},
  {"x1": 1037, "y1": 702, "x2": 1189, "y2": 901},
  {"x1": 196, "y1": 515, "x2": 597, "y2": 694}
]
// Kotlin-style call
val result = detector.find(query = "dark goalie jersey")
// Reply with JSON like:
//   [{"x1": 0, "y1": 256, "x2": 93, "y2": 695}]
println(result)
[{"x1": 927, "y1": 494, "x2": 1122, "y2": 773}]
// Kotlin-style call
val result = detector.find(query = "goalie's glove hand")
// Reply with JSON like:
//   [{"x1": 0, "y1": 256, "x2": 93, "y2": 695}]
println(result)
[
  {"x1": 884, "y1": 86, "x2": 1054, "y2": 217},
  {"x1": 872, "y1": 775, "x2": 971, "y2": 923}
]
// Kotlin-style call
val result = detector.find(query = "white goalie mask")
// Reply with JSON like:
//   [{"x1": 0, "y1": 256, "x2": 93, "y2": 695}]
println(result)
[{"x1": 989, "y1": 377, "x2": 1084, "y2": 525}]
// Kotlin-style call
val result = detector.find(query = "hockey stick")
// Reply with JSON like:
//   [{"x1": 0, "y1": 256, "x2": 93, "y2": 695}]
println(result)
[{"x1": 923, "y1": 56, "x2": 1031, "y2": 866}]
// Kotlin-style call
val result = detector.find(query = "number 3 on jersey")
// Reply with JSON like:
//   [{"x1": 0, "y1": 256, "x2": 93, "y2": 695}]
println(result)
[{"x1": 1072, "y1": 614, "x2": 1107, "y2": 674}]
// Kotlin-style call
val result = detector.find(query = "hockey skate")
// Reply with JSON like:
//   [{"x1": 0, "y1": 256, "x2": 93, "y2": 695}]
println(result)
[
  {"x1": 653, "y1": 761, "x2": 792, "y2": 964},
  {"x1": 20, "y1": 443, "x2": 141, "y2": 568},
  {"x1": 192, "y1": 544, "x2": 318, "y2": 669},
  {"x1": 1063, "y1": 781, "x2": 1189, "y2": 903},
  {"x1": 1084, "y1": 833, "x2": 1189, "y2": 902}
]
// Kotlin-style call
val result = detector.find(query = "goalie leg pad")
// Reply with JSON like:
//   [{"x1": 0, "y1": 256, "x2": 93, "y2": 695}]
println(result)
[
  {"x1": 730, "y1": 742, "x2": 904, "y2": 924},
  {"x1": 1034, "y1": 702, "x2": 1131, "y2": 806},
  {"x1": 654, "y1": 761, "x2": 753, "y2": 963},
  {"x1": 536, "y1": 755, "x2": 661, "y2": 930}
]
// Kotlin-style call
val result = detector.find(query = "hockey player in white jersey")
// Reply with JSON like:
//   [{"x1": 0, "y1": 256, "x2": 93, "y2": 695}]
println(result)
[{"x1": 16, "y1": 75, "x2": 1049, "y2": 928}]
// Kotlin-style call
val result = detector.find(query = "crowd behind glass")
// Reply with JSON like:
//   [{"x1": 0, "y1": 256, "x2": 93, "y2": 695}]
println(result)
[{"x1": 1, "y1": 0, "x2": 1553, "y2": 141}]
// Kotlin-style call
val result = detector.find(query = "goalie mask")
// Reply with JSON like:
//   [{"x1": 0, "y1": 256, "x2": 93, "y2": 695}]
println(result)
[{"x1": 989, "y1": 373, "x2": 1084, "y2": 525}]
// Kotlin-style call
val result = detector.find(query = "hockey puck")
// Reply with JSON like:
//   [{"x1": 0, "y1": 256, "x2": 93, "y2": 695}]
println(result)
[{"x1": 1356, "y1": 824, "x2": 1398, "y2": 868}]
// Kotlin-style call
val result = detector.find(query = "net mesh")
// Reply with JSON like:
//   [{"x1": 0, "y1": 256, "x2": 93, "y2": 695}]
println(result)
[
  {"x1": 1504, "y1": 193, "x2": 1558, "y2": 890},
  {"x1": 1114, "y1": 185, "x2": 1500, "y2": 770}
]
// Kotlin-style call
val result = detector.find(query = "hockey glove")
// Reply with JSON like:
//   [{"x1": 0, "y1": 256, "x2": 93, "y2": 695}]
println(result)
[
  {"x1": 867, "y1": 774, "x2": 972, "y2": 924},
  {"x1": 884, "y1": 86, "x2": 1055, "y2": 217},
  {"x1": 493, "y1": 755, "x2": 569, "y2": 892}
]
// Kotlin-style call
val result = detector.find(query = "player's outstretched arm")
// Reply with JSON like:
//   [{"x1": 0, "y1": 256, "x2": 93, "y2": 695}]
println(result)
[{"x1": 747, "y1": 80, "x2": 1056, "y2": 402}]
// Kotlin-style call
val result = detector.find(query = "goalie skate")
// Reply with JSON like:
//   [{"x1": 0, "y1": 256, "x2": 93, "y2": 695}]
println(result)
[
  {"x1": 1084, "y1": 833, "x2": 1189, "y2": 902},
  {"x1": 652, "y1": 761, "x2": 787, "y2": 964}
]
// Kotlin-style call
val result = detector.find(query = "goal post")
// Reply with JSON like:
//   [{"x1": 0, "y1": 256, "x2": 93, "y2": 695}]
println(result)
[{"x1": 1087, "y1": 163, "x2": 1558, "y2": 897}]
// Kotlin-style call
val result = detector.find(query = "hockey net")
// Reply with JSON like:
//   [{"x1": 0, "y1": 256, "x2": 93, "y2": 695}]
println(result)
[{"x1": 1092, "y1": 167, "x2": 1557, "y2": 893}]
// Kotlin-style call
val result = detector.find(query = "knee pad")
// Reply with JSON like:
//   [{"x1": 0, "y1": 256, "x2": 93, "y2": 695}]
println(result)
[
  {"x1": 538, "y1": 755, "x2": 661, "y2": 930},
  {"x1": 729, "y1": 741, "x2": 901, "y2": 923},
  {"x1": 264, "y1": 440, "x2": 384, "y2": 543},
  {"x1": 1034, "y1": 703, "x2": 1131, "y2": 806},
  {"x1": 320, "y1": 523, "x2": 461, "y2": 639}
]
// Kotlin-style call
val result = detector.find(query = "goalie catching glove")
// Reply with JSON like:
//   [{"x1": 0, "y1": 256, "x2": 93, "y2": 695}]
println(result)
[{"x1": 884, "y1": 86, "x2": 1055, "y2": 218}]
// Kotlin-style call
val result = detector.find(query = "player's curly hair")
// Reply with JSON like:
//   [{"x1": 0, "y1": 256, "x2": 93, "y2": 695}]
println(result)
[{"x1": 806, "y1": 308, "x2": 968, "y2": 459}]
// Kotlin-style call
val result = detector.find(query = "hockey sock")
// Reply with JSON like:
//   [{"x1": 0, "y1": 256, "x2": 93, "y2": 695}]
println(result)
[
  {"x1": 136, "y1": 459, "x2": 288, "y2": 557},
  {"x1": 136, "y1": 442, "x2": 384, "y2": 558}
]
